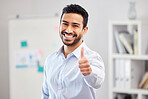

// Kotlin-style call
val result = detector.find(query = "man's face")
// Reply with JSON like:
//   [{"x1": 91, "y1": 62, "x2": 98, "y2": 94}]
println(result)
[{"x1": 59, "y1": 13, "x2": 84, "y2": 46}]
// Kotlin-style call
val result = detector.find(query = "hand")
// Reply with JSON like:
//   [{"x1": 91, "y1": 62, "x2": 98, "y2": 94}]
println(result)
[{"x1": 78, "y1": 47, "x2": 91, "y2": 76}]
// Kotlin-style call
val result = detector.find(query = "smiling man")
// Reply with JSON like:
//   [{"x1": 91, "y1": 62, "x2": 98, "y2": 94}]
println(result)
[{"x1": 41, "y1": 4, "x2": 105, "y2": 99}]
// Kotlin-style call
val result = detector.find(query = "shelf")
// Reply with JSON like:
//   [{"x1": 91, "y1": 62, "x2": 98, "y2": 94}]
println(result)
[
  {"x1": 110, "y1": 20, "x2": 141, "y2": 25},
  {"x1": 110, "y1": 20, "x2": 148, "y2": 25},
  {"x1": 109, "y1": 20, "x2": 148, "y2": 99},
  {"x1": 112, "y1": 54, "x2": 148, "y2": 60},
  {"x1": 113, "y1": 88, "x2": 148, "y2": 95}
]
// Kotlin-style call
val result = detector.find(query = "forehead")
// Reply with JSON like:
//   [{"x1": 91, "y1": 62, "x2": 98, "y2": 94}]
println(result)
[{"x1": 61, "y1": 13, "x2": 83, "y2": 25}]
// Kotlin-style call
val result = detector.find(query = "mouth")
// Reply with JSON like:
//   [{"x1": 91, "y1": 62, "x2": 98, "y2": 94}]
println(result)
[{"x1": 61, "y1": 32, "x2": 77, "y2": 39}]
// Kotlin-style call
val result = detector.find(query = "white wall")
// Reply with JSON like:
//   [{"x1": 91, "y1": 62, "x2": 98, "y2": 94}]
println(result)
[{"x1": 0, "y1": 0, "x2": 148, "y2": 99}]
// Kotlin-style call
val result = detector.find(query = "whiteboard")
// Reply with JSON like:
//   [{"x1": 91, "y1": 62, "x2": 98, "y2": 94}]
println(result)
[{"x1": 9, "y1": 17, "x2": 62, "y2": 99}]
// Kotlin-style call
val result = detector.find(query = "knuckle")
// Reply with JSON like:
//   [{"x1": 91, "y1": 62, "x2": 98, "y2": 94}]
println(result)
[
  {"x1": 86, "y1": 63, "x2": 90, "y2": 66},
  {"x1": 79, "y1": 65, "x2": 82, "y2": 68},
  {"x1": 78, "y1": 60, "x2": 81, "y2": 64}
]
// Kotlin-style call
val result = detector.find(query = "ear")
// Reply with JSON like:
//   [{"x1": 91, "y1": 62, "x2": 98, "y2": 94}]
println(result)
[{"x1": 82, "y1": 26, "x2": 88, "y2": 35}]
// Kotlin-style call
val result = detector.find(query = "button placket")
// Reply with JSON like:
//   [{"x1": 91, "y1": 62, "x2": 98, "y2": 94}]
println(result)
[{"x1": 58, "y1": 56, "x2": 67, "y2": 90}]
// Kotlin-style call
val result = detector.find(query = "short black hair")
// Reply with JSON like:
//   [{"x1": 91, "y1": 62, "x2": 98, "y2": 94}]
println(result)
[{"x1": 60, "y1": 4, "x2": 89, "y2": 28}]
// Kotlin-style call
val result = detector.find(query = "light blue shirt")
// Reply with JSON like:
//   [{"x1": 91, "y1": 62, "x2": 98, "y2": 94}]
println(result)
[{"x1": 41, "y1": 42, "x2": 105, "y2": 99}]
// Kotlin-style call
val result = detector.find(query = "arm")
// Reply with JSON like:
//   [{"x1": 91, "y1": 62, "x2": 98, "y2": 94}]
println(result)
[
  {"x1": 79, "y1": 47, "x2": 105, "y2": 89},
  {"x1": 80, "y1": 53, "x2": 105, "y2": 89},
  {"x1": 41, "y1": 63, "x2": 49, "y2": 99},
  {"x1": 83, "y1": 55, "x2": 105, "y2": 89}
]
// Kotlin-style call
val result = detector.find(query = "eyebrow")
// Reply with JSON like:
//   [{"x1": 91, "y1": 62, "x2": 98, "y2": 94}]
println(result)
[
  {"x1": 62, "y1": 20, "x2": 68, "y2": 23},
  {"x1": 62, "y1": 20, "x2": 80, "y2": 26}
]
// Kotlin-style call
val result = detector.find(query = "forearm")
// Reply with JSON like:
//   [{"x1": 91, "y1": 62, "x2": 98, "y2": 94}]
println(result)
[{"x1": 83, "y1": 65, "x2": 105, "y2": 89}]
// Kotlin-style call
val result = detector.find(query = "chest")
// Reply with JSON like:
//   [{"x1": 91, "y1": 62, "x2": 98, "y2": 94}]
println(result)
[{"x1": 46, "y1": 56, "x2": 84, "y2": 87}]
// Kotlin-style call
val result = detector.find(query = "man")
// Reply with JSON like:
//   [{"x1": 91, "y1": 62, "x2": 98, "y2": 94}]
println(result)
[{"x1": 42, "y1": 4, "x2": 105, "y2": 99}]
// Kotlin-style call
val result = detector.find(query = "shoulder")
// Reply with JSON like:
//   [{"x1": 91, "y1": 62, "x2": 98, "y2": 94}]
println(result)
[
  {"x1": 85, "y1": 46, "x2": 104, "y2": 67},
  {"x1": 85, "y1": 46, "x2": 102, "y2": 59}
]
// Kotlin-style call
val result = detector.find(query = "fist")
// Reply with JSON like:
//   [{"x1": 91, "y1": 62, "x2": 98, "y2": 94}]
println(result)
[{"x1": 78, "y1": 47, "x2": 91, "y2": 76}]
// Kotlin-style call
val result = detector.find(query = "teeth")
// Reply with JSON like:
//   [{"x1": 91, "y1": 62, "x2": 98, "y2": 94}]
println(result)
[{"x1": 65, "y1": 34, "x2": 73, "y2": 38}]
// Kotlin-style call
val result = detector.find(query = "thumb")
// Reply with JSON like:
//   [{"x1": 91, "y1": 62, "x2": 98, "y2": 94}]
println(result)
[{"x1": 81, "y1": 47, "x2": 84, "y2": 58}]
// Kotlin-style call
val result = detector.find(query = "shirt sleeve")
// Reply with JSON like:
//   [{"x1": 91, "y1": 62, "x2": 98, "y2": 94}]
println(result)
[
  {"x1": 41, "y1": 62, "x2": 49, "y2": 99},
  {"x1": 83, "y1": 53, "x2": 105, "y2": 89}
]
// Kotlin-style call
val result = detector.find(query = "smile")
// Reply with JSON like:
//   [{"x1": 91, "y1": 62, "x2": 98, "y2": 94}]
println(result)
[
  {"x1": 62, "y1": 32, "x2": 77, "y2": 39},
  {"x1": 64, "y1": 33, "x2": 73, "y2": 38}
]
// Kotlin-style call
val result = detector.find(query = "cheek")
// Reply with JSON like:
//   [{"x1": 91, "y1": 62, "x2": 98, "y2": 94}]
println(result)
[{"x1": 75, "y1": 30, "x2": 83, "y2": 36}]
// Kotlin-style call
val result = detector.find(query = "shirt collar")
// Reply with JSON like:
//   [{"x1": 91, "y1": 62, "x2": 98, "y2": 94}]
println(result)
[
  {"x1": 72, "y1": 41, "x2": 87, "y2": 59},
  {"x1": 56, "y1": 45, "x2": 64, "y2": 55},
  {"x1": 56, "y1": 41, "x2": 87, "y2": 59}
]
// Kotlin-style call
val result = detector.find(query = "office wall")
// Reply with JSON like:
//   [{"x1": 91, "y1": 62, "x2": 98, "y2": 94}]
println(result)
[{"x1": 0, "y1": 0, "x2": 148, "y2": 99}]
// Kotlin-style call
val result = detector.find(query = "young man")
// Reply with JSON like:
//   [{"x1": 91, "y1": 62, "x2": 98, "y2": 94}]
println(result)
[{"x1": 42, "y1": 4, "x2": 105, "y2": 99}]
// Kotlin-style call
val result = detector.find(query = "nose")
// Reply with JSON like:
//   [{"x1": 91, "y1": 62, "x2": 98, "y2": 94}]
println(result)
[{"x1": 65, "y1": 25, "x2": 73, "y2": 33}]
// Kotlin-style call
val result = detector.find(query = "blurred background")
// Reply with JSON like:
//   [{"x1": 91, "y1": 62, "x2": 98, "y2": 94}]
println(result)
[{"x1": 0, "y1": 0, "x2": 148, "y2": 99}]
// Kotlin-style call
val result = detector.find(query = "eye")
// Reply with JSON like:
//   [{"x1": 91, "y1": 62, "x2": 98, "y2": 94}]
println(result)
[
  {"x1": 73, "y1": 25, "x2": 79, "y2": 28},
  {"x1": 63, "y1": 23, "x2": 68, "y2": 26}
]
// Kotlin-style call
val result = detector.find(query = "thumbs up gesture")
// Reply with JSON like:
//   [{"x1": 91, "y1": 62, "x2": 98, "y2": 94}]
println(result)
[{"x1": 78, "y1": 47, "x2": 91, "y2": 76}]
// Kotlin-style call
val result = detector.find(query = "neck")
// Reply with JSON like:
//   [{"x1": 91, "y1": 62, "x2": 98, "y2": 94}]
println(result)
[{"x1": 64, "y1": 40, "x2": 83, "y2": 58}]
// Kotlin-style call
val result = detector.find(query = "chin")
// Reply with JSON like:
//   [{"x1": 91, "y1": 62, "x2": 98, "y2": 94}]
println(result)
[{"x1": 63, "y1": 42, "x2": 74, "y2": 46}]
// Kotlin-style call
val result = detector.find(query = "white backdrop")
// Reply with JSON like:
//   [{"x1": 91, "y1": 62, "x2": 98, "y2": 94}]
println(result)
[{"x1": 9, "y1": 17, "x2": 62, "y2": 99}]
